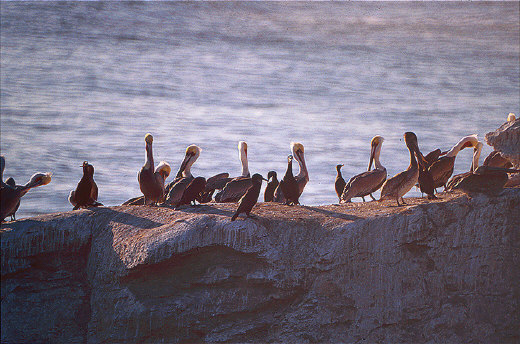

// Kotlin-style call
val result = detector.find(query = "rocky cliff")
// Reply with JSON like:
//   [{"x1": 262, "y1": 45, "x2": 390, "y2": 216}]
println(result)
[{"x1": 2, "y1": 190, "x2": 519, "y2": 343}]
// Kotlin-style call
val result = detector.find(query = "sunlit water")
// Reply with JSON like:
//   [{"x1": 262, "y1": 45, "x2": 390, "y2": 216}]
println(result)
[{"x1": 1, "y1": 2, "x2": 519, "y2": 219}]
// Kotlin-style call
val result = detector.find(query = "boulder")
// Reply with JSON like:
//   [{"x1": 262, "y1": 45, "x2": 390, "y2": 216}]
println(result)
[{"x1": 2, "y1": 190, "x2": 519, "y2": 343}]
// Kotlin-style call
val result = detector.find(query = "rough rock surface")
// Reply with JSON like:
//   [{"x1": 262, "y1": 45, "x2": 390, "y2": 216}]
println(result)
[
  {"x1": 2, "y1": 190, "x2": 519, "y2": 343},
  {"x1": 486, "y1": 118, "x2": 520, "y2": 168}
]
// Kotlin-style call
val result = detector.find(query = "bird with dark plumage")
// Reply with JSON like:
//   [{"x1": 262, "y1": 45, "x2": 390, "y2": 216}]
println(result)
[
  {"x1": 274, "y1": 142, "x2": 308, "y2": 203},
  {"x1": 280, "y1": 155, "x2": 300, "y2": 206},
  {"x1": 174, "y1": 176, "x2": 207, "y2": 209},
  {"x1": 69, "y1": 161, "x2": 103, "y2": 210},
  {"x1": 215, "y1": 141, "x2": 251, "y2": 203},
  {"x1": 231, "y1": 173, "x2": 266, "y2": 221},
  {"x1": 1, "y1": 156, "x2": 52, "y2": 222},
  {"x1": 334, "y1": 165, "x2": 346, "y2": 202},
  {"x1": 264, "y1": 171, "x2": 279, "y2": 202},
  {"x1": 4, "y1": 177, "x2": 18, "y2": 221},
  {"x1": 200, "y1": 172, "x2": 231, "y2": 203}
]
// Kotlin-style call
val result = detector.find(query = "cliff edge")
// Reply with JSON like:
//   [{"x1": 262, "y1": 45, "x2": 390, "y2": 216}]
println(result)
[{"x1": 2, "y1": 190, "x2": 519, "y2": 343}]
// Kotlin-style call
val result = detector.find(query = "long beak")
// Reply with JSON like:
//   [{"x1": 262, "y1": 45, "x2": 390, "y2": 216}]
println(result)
[
  {"x1": 178, "y1": 154, "x2": 192, "y2": 176},
  {"x1": 263, "y1": 177, "x2": 268, "y2": 181},
  {"x1": 368, "y1": 145, "x2": 375, "y2": 171},
  {"x1": 413, "y1": 144, "x2": 427, "y2": 169}
]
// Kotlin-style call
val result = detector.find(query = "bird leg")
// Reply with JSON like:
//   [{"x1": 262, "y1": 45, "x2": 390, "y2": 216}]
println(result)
[
  {"x1": 362, "y1": 196, "x2": 366, "y2": 202},
  {"x1": 396, "y1": 198, "x2": 401, "y2": 206},
  {"x1": 369, "y1": 194, "x2": 376, "y2": 201},
  {"x1": 400, "y1": 197, "x2": 406, "y2": 204}
]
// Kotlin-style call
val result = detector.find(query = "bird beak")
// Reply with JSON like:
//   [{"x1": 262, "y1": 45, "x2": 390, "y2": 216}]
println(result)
[
  {"x1": 263, "y1": 177, "x2": 268, "y2": 181},
  {"x1": 369, "y1": 145, "x2": 376, "y2": 171},
  {"x1": 178, "y1": 153, "x2": 193, "y2": 175}
]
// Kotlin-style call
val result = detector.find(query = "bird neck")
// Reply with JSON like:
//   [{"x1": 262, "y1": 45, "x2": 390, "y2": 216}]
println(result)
[
  {"x1": 295, "y1": 153, "x2": 308, "y2": 181},
  {"x1": 408, "y1": 144, "x2": 418, "y2": 169},
  {"x1": 446, "y1": 136, "x2": 475, "y2": 158},
  {"x1": 285, "y1": 160, "x2": 294, "y2": 177},
  {"x1": 373, "y1": 143, "x2": 384, "y2": 170},
  {"x1": 240, "y1": 151, "x2": 249, "y2": 177},
  {"x1": 145, "y1": 143, "x2": 154, "y2": 170}
]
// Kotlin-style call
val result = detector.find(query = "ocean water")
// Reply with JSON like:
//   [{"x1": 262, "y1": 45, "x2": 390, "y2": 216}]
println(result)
[{"x1": 1, "y1": 2, "x2": 519, "y2": 219}]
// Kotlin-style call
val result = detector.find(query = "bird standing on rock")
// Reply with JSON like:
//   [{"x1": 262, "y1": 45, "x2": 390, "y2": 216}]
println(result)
[
  {"x1": 138, "y1": 133, "x2": 171, "y2": 205},
  {"x1": 340, "y1": 136, "x2": 387, "y2": 203},
  {"x1": 1, "y1": 156, "x2": 52, "y2": 222},
  {"x1": 69, "y1": 161, "x2": 103, "y2": 210},
  {"x1": 280, "y1": 155, "x2": 300, "y2": 206},
  {"x1": 335, "y1": 165, "x2": 345, "y2": 202},
  {"x1": 174, "y1": 176, "x2": 207, "y2": 209},
  {"x1": 380, "y1": 132, "x2": 422, "y2": 206},
  {"x1": 231, "y1": 173, "x2": 266, "y2": 221},
  {"x1": 264, "y1": 171, "x2": 279, "y2": 202}
]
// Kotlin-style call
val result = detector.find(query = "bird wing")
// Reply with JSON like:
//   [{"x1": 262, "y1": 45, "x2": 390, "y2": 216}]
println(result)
[
  {"x1": 165, "y1": 177, "x2": 192, "y2": 205},
  {"x1": 91, "y1": 182, "x2": 99, "y2": 201},
  {"x1": 205, "y1": 173, "x2": 231, "y2": 192},
  {"x1": 217, "y1": 177, "x2": 252, "y2": 203},
  {"x1": 428, "y1": 156, "x2": 455, "y2": 188},
  {"x1": 342, "y1": 168, "x2": 386, "y2": 201},
  {"x1": 483, "y1": 151, "x2": 513, "y2": 168}
]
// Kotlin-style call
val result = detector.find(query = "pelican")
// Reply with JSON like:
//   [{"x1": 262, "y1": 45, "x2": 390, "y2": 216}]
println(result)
[
  {"x1": 334, "y1": 165, "x2": 345, "y2": 202},
  {"x1": 274, "y1": 142, "x2": 309, "y2": 202},
  {"x1": 279, "y1": 155, "x2": 300, "y2": 205},
  {"x1": 69, "y1": 161, "x2": 103, "y2": 210},
  {"x1": 427, "y1": 134, "x2": 479, "y2": 191},
  {"x1": 380, "y1": 132, "x2": 421, "y2": 206},
  {"x1": 215, "y1": 141, "x2": 252, "y2": 203},
  {"x1": 136, "y1": 133, "x2": 171, "y2": 205},
  {"x1": 482, "y1": 150, "x2": 513, "y2": 169},
  {"x1": 341, "y1": 136, "x2": 387, "y2": 203},
  {"x1": 174, "y1": 176, "x2": 206, "y2": 209},
  {"x1": 264, "y1": 171, "x2": 279, "y2": 202},
  {"x1": 448, "y1": 166, "x2": 519, "y2": 195},
  {"x1": 165, "y1": 144, "x2": 201, "y2": 206},
  {"x1": 231, "y1": 173, "x2": 266, "y2": 221},
  {"x1": 1, "y1": 157, "x2": 52, "y2": 222},
  {"x1": 200, "y1": 172, "x2": 231, "y2": 203},
  {"x1": 446, "y1": 141, "x2": 483, "y2": 190}
]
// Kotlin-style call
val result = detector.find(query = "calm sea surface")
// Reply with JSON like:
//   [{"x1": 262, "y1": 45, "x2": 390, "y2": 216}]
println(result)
[{"x1": 1, "y1": 2, "x2": 519, "y2": 219}]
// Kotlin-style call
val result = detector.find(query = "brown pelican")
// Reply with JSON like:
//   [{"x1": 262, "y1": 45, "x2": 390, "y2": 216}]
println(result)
[
  {"x1": 380, "y1": 132, "x2": 421, "y2": 206},
  {"x1": 231, "y1": 173, "x2": 266, "y2": 221},
  {"x1": 341, "y1": 136, "x2": 387, "y2": 203},
  {"x1": 174, "y1": 176, "x2": 206, "y2": 209},
  {"x1": 215, "y1": 141, "x2": 252, "y2": 203},
  {"x1": 279, "y1": 155, "x2": 300, "y2": 206},
  {"x1": 448, "y1": 166, "x2": 519, "y2": 195},
  {"x1": 1, "y1": 156, "x2": 52, "y2": 222},
  {"x1": 137, "y1": 133, "x2": 171, "y2": 205},
  {"x1": 274, "y1": 142, "x2": 309, "y2": 202},
  {"x1": 427, "y1": 135, "x2": 479, "y2": 191},
  {"x1": 446, "y1": 141, "x2": 483, "y2": 190},
  {"x1": 482, "y1": 150, "x2": 513, "y2": 169},
  {"x1": 334, "y1": 165, "x2": 346, "y2": 202},
  {"x1": 69, "y1": 161, "x2": 103, "y2": 210},
  {"x1": 264, "y1": 171, "x2": 279, "y2": 202},
  {"x1": 165, "y1": 145, "x2": 201, "y2": 206},
  {"x1": 200, "y1": 172, "x2": 231, "y2": 203}
]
